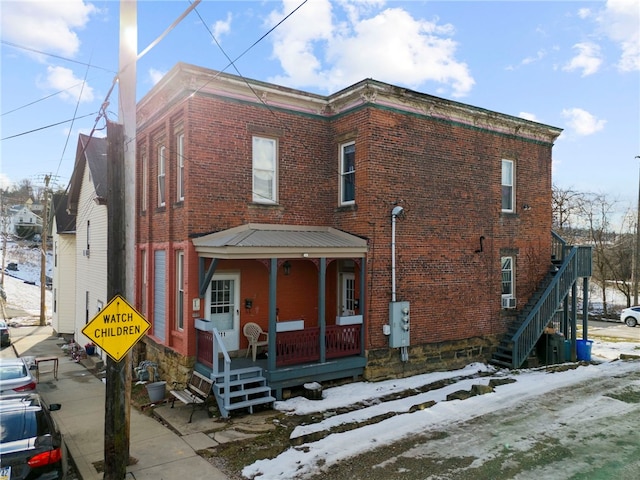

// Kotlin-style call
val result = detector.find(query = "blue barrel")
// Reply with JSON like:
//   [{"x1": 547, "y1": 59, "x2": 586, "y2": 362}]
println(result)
[{"x1": 576, "y1": 339, "x2": 593, "y2": 361}]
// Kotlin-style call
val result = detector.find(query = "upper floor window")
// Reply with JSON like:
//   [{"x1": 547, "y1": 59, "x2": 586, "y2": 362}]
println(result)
[
  {"x1": 176, "y1": 133, "x2": 185, "y2": 202},
  {"x1": 340, "y1": 142, "x2": 355, "y2": 205},
  {"x1": 158, "y1": 145, "x2": 166, "y2": 207},
  {"x1": 501, "y1": 159, "x2": 514, "y2": 212},
  {"x1": 141, "y1": 153, "x2": 148, "y2": 212},
  {"x1": 252, "y1": 136, "x2": 277, "y2": 203}
]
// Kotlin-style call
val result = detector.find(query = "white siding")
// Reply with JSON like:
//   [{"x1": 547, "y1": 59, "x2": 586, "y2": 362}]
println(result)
[
  {"x1": 51, "y1": 221, "x2": 76, "y2": 335},
  {"x1": 74, "y1": 164, "x2": 108, "y2": 347}
]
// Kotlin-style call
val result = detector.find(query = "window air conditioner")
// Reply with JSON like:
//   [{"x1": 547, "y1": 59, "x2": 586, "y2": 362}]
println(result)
[{"x1": 502, "y1": 297, "x2": 516, "y2": 309}]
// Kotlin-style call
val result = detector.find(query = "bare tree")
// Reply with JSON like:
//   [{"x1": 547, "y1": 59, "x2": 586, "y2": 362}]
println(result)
[{"x1": 552, "y1": 185, "x2": 586, "y2": 243}]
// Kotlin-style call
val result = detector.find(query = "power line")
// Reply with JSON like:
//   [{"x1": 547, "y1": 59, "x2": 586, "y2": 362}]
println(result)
[
  {"x1": 1, "y1": 112, "x2": 99, "y2": 141},
  {"x1": 1, "y1": 40, "x2": 115, "y2": 73}
]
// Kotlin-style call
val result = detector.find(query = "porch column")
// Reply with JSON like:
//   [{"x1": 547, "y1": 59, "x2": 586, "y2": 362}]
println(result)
[
  {"x1": 581, "y1": 277, "x2": 589, "y2": 340},
  {"x1": 268, "y1": 257, "x2": 277, "y2": 371},
  {"x1": 359, "y1": 255, "x2": 366, "y2": 355},
  {"x1": 319, "y1": 257, "x2": 326, "y2": 362}
]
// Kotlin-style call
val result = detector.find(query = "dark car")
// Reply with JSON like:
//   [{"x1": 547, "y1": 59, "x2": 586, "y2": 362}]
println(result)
[
  {"x1": 0, "y1": 320, "x2": 10, "y2": 347},
  {"x1": 0, "y1": 393, "x2": 65, "y2": 480}
]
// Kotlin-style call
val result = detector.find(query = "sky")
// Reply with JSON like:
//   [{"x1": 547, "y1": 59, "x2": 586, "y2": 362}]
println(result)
[{"x1": 1, "y1": 0, "x2": 639, "y2": 215}]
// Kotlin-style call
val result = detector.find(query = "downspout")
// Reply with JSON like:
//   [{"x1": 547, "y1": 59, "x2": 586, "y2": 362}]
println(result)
[{"x1": 391, "y1": 206, "x2": 403, "y2": 303}]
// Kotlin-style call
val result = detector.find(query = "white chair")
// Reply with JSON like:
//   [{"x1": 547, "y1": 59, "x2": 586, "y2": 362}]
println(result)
[{"x1": 243, "y1": 322, "x2": 269, "y2": 361}]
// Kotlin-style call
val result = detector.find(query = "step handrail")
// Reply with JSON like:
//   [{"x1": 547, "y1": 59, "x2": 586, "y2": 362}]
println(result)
[
  {"x1": 511, "y1": 247, "x2": 579, "y2": 367},
  {"x1": 212, "y1": 328, "x2": 232, "y2": 410}
]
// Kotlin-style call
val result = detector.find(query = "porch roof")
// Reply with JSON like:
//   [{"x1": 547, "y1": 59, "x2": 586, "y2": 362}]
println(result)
[{"x1": 192, "y1": 224, "x2": 368, "y2": 259}]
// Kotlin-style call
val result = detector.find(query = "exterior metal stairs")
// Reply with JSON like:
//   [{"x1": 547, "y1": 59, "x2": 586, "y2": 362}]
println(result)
[
  {"x1": 212, "y1": 366, "x2": 275, "y2": 418},
  {"x1": 491, "y1": 234, "x2": 592, "y2": 369}
]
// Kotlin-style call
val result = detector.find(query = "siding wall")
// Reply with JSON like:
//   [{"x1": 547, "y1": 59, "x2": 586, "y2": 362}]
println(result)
[{"x1": 51, "y1": 229, "x2": 76, "y2": 335}]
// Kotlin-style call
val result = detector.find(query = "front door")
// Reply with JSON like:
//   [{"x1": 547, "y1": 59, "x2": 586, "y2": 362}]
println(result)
[
  {"x1": 341, "y1": 272, "x2": 356, "y2": 315},
  {"x1": 206, "y1": 273, "x2": 240, "y2": 351}
]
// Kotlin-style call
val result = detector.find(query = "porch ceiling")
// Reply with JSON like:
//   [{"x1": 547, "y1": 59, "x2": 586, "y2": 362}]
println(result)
[{"x1": 192, "y1": 223, "x2": 368, "y2": 259}]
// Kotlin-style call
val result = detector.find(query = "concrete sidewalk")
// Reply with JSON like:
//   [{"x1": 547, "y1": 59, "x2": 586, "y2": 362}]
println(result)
[{"x1": 8, "y1": 325, "x2": 229, "y2": 480}]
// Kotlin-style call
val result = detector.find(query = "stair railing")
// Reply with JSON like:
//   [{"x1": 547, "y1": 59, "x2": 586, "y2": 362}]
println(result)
[
  {"x1": 212, "y1": 328, "x2": 232, "y2": 411},
  {"x1": 511, "y1": 247, "x2": 579, "y2": 367}
]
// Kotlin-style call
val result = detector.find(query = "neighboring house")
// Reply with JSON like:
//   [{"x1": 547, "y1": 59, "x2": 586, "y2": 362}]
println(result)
[
  {"x1": 50, "y1": 192, "x2": 76, "y2": 335},
  {"x1": 9, "y1": 205, "x2": 43, "y2": 239},
  {"x1": 134, "y1": 63, "x2": 590, "y2": 414},
  {"x1": 60, "y1": 134, "x2": 109, "y2": 348}
]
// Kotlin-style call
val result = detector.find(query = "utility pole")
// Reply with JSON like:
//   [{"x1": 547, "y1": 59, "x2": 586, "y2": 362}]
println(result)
[
  {"x1": 635, "y1": 156, "x2": 640, "y2": 306},
  {"x1": 39, "y1": 175, "x2": 50, "y2": 326}
]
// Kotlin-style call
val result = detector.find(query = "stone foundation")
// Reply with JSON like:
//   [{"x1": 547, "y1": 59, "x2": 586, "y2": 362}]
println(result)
[
  {"x1": 364, "y1": 335, "x2": 499, "y2": 381},
  {"x1": 134, "y1": 338, "x2": 194, "y2": 387}
]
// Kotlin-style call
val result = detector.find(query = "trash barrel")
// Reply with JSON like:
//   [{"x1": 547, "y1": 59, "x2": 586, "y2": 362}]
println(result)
[
  {"x1": 576, "y1": 339, "x2": 593, "y2": 361},
  {"x1": 146, "y1": 381, "x2": 166, "y2": 402},
  {"x1": 564, "y1": 340, "x2": 571, "y2": 361}
]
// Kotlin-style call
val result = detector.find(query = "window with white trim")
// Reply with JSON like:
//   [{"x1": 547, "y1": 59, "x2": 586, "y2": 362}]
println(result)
[
  {"x1": 176, "y1": 133, "x2": 184, "y2": 202},
  {"x1": 176, "y1": 250, "x2": 184, "y2": 330},
  {"x1": 141, "y1": 152, "x2": 148, "y2": 212},
  {"x1": 501, "y1": 256, "x2": 514, "y2": 298},
  {"x1": 502, "y1": 159, "x2": 514, "y2": 212},
  {"x1": 158, "y1": 145, "x2": 166, "y2": 207},
  {"x1": 252, "y1": 136, "x2": 277, "y2": 203},
  {"x1": 340, "y1": 142, "x2": 355, "y2": 205}
]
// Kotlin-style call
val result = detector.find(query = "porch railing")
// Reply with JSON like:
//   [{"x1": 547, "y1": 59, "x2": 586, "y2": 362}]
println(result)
[{"x1": 276, "y1": 324, "x2": 362, "y2": 367}]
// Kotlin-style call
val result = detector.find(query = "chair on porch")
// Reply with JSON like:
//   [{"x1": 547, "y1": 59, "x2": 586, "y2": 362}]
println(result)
[{"x1": 244, "y1": 322, "x2": 269, "y2": 361}]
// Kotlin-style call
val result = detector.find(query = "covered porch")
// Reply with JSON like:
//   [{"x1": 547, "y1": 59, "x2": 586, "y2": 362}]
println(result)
[{"x1": 192, "y1": 224, "x2": 369, "y2": 400}]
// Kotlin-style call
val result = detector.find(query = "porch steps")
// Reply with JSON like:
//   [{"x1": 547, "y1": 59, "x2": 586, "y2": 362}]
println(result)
[{"x1": 212, "y1": 366, "x2": 275, "y2": 418}]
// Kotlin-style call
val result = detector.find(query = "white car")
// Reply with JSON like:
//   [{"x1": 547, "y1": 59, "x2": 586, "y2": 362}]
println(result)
[
  {"x1": 0, "y1": 358, "x2": 37, "y2": 395},
  {"x1": 620, "y1": 306, "x2": 640, "y2": 327}
]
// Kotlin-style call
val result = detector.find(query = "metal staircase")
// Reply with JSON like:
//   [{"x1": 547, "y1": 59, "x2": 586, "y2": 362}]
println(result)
[
  {"x1": 212, "y1": 366, "x2": 275, "y2": 418},
  {"x1": 491, "y1": 234, "x2": 592, "y2": 369}
]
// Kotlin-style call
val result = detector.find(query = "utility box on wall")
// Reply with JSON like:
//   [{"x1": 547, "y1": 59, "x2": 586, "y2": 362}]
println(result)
[{"x1": 389, "y1": 301, "x2": 410, "y2": 348}]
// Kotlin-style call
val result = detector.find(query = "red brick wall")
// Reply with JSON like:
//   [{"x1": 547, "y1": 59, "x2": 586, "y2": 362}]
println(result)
[{"x1": 136, "y1": 84, "x2": 553, "y2": 359}]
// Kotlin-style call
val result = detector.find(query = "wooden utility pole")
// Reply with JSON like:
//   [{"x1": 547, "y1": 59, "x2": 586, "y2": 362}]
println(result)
[
  {"x1": 39, "y1": 175, "x2": 50, "y2": 326},
  {"x1": 104, "y1": 122, "x2": 130, "y2": 480}
]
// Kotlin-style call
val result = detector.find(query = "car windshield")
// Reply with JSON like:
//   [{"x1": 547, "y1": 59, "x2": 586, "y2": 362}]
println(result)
[{"x1": 0, "y1": 365, "x2": 27, "y2": 381}]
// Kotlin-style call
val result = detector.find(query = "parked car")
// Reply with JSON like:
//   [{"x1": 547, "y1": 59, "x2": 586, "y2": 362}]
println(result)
[
  {"x1": 620, "y1": 306, "x2": 639, "y2": 327},
  {"x1": 0, "y1": 320, "x2": 10, "y2": 347},
  {"x1": 0, "y1": 393, "x2": 64, "y2": 480},
  {"x1": 0, "y1": 358, "x2": 37, "y2": 395}
]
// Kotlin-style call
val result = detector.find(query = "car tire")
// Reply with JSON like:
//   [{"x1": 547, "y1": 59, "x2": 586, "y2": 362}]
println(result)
[{"x1": 624, "y1": 317, "x2": 637, "y2": 327}]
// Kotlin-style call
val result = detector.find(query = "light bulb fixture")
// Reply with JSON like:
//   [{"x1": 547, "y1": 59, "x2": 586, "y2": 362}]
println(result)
[{"x1": 283, "y1": 261, "x2": 291, "y2": 276}]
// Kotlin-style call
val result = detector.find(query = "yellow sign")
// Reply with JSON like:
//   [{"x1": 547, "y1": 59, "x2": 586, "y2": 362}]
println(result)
[{"x1": 82, "y1": 294, "x2": 150, "y2": 362}]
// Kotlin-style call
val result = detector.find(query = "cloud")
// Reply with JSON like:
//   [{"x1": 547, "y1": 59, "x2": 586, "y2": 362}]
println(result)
[
  {"x1": 0, "y1": 173, "x2": 14, "y2": 191},
  {"x1": 597, "y1": 0, "x2": 640, "y2": 72},
  {"x1": 563, "y1": 42, "x2": 603, "y2": 76},
  {"x1": 266, "y1": 0, "x2": 474, "y2": 97},
  {"x1": 561, "y1": 108, "x2": 606, "y2": 136},
  {"x1": 0, "y1": 0, "x2": 97, "y2": 59},
  {"x1": 213, "y1": 12, "x2": 233, "y2": 40},
  {"x1": 519, "y1": 112, "x2": 538, "y2": 122},
  {"x1": 39, "y1": 66, "x2": 95, "y2": 104},
  {"x1": 148, "y1": 68, "x2": 167, "y2": 86}
]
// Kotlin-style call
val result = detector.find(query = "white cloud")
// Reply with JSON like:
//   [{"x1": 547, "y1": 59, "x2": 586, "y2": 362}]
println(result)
[
  {"x1": 563, "y1": 42, "x2": 603, "y2": 76},
  {"x1": 0, "y1": 172, "x2": 14, "y2": 190},
  {"x1": 519, "y1": 112, "x2": 538, "y2": 122},
  {"x1": 597, "y1": 0, "x2": 640, "y2": 72},
  {"x1": 39, "y1": 66, "x2": 95, "y2": 104},
  {"x1": 213, "y1": 12, "x2": 233, "y2": 40},
  {"x1": 577, "y1": 8, "x2": 592, "y2": 19},
  {"x1": 0, "y1": 0, "x2": 97, "y2": 58},
  {"x1": 266, "y1": 0, "x2": 474, "y2": 97},
  {"x1": 561, "y1": 108, "x2": 606, "y2": 136},
  {"x1": 148, "y1": 68, "x2": 166, "y2": 86}
]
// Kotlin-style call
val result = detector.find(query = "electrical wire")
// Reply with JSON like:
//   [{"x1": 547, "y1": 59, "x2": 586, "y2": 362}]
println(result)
[
  {"x1": 1, "y1": 40, "x2": 115, "y2": 73},
  {"x1": 1, "y1": 113, "x2": 98, "y2": 141}
]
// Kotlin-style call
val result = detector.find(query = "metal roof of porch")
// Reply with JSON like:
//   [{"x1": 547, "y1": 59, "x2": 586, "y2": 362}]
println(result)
[{"x1": 192, "y1": 224, "x2": 368, "y2": 259}]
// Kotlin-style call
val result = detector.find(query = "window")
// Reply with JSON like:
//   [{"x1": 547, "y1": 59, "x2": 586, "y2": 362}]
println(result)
[
  {"x1": 501, "y1": 256, "x2": 514, "y2": 297},
  {"x1": 176, "y1": 251, "x2": 184, "y2": 330},
  {"x1": 252, "y1": 136, "x2": 277, "y2": 203},
  {"x1": 502, "y1": 159, "x2": 514, "y2": 212},
  {"x1": 141, "y1": 153, "x2": 148, "y2": 212},
  {"x1": 158, "y1": 145, "x2": 166, "y2": 207},
  {"x1": 176, "y1": 133, "x2": 184, "y2": 202},
  {"x1": 340, "y1": 142, "x2": 355, "y2": 205}
]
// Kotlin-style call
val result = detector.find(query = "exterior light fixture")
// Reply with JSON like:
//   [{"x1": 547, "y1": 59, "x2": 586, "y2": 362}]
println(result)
[{"x1": 283, "y1": 261, "x2": 291, "y2": 276}]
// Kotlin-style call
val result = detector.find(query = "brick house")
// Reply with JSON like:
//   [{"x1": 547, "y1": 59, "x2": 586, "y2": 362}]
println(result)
[{"x1": 135, "y1": 63, "x2": 590, "y2": 413}]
